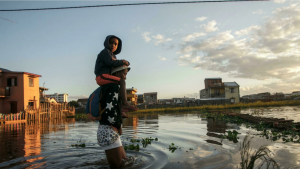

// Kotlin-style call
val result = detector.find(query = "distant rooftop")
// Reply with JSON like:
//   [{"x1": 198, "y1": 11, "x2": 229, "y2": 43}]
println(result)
[
  {"x1": 0, "y1": 68, "x2": 12, "y2": 72},
  {"x1": 224, "y1": 82, "x2": 239, "y2": 87},
  {"x1": 200, "y1": 98, "x2": 228, "y2": 100},
  {"x1": 205, "y1": 77, "x2": 222, "y2": 80},
  {"x1": 126, "y1": 87, "x2": 137, "y2": 91},
  {"x1": 0, "y1": 68, "x2": 41, "y2": 77}
]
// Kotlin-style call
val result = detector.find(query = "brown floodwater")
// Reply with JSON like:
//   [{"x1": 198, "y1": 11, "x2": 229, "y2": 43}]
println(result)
[{"x1": 0, "y1": 106, "x2": 300, "y2": 169}]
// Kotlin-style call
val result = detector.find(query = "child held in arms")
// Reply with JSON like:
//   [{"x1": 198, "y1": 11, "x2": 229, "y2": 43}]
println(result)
[{"x1": 94, "y1": 35, "x2": 138, "y2": 117}]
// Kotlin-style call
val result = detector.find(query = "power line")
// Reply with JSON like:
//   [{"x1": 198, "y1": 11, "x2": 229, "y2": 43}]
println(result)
[{"x1": 0, "y1": 0, "x2": 265, "y2": 12}]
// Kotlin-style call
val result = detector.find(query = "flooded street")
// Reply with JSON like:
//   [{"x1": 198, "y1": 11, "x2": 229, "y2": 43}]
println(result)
[{"x1": 1, "y1": 106, "x2": 300, "y2": 168}]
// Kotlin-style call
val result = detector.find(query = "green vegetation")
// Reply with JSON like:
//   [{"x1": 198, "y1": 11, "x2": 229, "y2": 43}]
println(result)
[
  {"x1": 240, "y1": 135, "x2": 279, "y2": 169},
  {"x1": 124, "y1": 144, "x2": 139, "y2": 151},
  {"x1": 124, "y1": 137, "x2": 158, "y2": 151},
  {"x1": 168, "y1": 143, "x2": 177, "y2": 153},
  {"x1": 68, "y1": 100, "x2": 80, "y2": 108},
  {"x1": 136, "y1": 100, "x2": 300, "y2": 113},
  {"x1": 71, "y1": 138, "x2": 86, "y2": 148},
  {"x1": 221, "y1": 130, "x2": 240, "y2": 143}
]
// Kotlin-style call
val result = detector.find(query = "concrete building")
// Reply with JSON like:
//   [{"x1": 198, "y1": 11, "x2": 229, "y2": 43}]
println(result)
[
  {"x1": 137, "y1": 94, "x2": 145, "y2": 104},
  {"x1": 45, "y1": 93, "x2": 68, "y2": 103},
  {"x1": 292, "y1": 91, "x2": 300, "y2": 96},
  {"x1": 127, "y1": 87, "x2": 137, "y2": 105},
  {"x1": 284, "y1": 93, "x2": 292, "y2": 98},
  {"x1": 202, "y1": 78, "x2": 225, "y2": 98},
  {"x1": 144, "y1": 92, "x2": 157, "y2": 104},
  {"x1": 158, "y1": 99, "x2": 174, "y2": 105},
  {"x1": 77, "y1": 98, "x2": 88, "y2": 107},
  {"x1": 224, "y1": 82, "x2": 240, "y2": 104},
  {"x1": 0, "y1": 68, "x2": 41, "y2": 114},
  {"x1": 199, "y1": 77, "x2": 240, "y2": 104}
]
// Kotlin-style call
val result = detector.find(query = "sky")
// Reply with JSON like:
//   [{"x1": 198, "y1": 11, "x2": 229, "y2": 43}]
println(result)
[{"x1": 1, "y1": 0, "x2": 300, "y2": 101}]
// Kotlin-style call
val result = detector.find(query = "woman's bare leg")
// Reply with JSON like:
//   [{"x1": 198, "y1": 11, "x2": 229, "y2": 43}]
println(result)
[{"x1": 105, "y1": 146, "x2": 125, "y2": 168}]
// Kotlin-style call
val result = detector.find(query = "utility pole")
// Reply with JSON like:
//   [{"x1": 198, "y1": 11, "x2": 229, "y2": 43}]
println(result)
[{"x1": 43, "y1": 82, "x2": 45, "y2": 97}]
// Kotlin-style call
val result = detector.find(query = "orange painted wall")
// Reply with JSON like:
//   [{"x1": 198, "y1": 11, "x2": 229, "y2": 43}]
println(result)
[
  {"x1": 2, "y1": 73, "x2": 24, "y2": 114},
  {"x1": 23, "y1": 74, "x2": 40, "y2": 109},
  {"x1": 1, "y1": 72, "x2": 40, "y2": 114}
]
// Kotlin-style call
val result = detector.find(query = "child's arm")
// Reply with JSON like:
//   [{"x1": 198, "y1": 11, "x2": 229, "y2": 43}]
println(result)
[{"x1": 100, "y1": 50, "x2": 125, "y2": 67}]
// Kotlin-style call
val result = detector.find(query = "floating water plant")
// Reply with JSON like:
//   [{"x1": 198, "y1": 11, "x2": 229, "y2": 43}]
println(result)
[
  {"x1": 168, "y1": 143, "x2": 177, "y2": 153},
  {"x1": 221, "y1": 130, "x2": 240, "y2": 143},
  {"x1": 124, "y1": 144, "x2": 139, "y2": 151},
  {"x1": 240, "y1": 135, "x2": 279, "y2": 169},
  {"x1": 71, "y1": 138, "x2": 86, "y2": 148}
]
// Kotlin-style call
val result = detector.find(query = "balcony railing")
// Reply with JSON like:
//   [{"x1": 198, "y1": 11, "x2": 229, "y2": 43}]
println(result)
[{"x1": 0, "y1": 87, "x2": 10, "y2": 97}]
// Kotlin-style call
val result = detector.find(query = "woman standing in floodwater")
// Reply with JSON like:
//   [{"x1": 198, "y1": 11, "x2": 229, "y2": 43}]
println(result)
[{"x1": 87, "y1": 65, "x2": 132, "y2": 168}]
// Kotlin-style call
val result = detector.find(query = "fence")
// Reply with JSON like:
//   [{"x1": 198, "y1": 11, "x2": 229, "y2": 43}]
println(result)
[{"x1": 0, "y1": 102, "x2": 75, "y2": 125}]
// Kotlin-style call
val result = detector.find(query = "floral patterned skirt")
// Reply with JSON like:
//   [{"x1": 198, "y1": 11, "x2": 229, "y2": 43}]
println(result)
[{"x1": 97, "y1": 124, "x2": 120, "y2": 149}]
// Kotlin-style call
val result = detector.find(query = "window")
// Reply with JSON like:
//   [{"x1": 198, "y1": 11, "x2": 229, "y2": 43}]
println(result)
[
  {"x1": 7, "y1": 77, "x2": 17, "y2": 87},
  {"x1": 230, "y1": 88, "x2": 235, "y2": 93},
  {"x1": 29, "y1": 78, "x2": 34, "y2": 87}
]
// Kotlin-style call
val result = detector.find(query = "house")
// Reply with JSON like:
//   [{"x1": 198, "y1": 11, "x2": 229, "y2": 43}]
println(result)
[
  {"x1": 256, "y1": 92, "x2": 271, "y2": 99},
  {"x1": 0, "y1": 68, "x2": 41, "y2": 114},
  {"x1": 39, "y1": 87, "x2": 49, "y2": 103},
  {"x1": 127, "y1": 87, "x2": 137, "y2": 105},
  {"x1": 199, "y1": 77, "x2": 240, "y2": 104},
  {"x1": 172, "y1": 97, "x2": 195, "y2": 104},
  {"x1": 224, "y1": 82, "x2": 240, "y2": 104},
  {"x1": 144, "y1": 92, "x2": 157, "y2": 104},
  {"x1": 137, "y1": 94, "x2": 145, "y2": 104},
  {"x1": 292, "y1": 91, "x2": 300, "y2": 96},
  {"x1": 202, "y1": 78, "x2": 225, "y2": 98},
  {"x1": 45, "y1": 93, "x2": 68, "y2": 102},
  {"x1": 284, "y1": 93, "x2": 292, "y2": 98},
  {"x1": 271, "y1": 92, "x2": 285, "y2": 100},
  {"x1": 158, "y1": 99, "x2": 173, "y2": 105},
  {"x1": 77, "y1": 98, "x2": 88, "y2": 107}
]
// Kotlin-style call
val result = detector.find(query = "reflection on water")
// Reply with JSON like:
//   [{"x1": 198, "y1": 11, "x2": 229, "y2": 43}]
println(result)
[
  {"x1": 0, "y1": 119, "x2": 75, "y2": 168},
  {"x1": 0, "y1": 106, "x2": 300, "y2": 168}
]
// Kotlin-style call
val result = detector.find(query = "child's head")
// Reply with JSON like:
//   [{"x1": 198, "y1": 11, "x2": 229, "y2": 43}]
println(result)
[
  {"x1": 111, "y1": 66, "x2": 130, "y2": 80},
  {"x1": 109, "y1": 37, "x2": 119, "y2": 53},
  {"x1": 104, "y1": 35, "x2": 122, "y2": 55}
]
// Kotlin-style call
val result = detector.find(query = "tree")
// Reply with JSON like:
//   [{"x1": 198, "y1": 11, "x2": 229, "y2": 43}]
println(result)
[{"x1": 68, "y1": 100, "x2": 80, "y2": 108}]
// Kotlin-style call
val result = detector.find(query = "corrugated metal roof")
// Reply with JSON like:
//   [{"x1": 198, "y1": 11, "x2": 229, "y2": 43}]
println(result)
[
  {"x1": 205, "y1": 77, "x2": 222, "y2": 80},
  {"x1": 224, "y1": 82, "x2": 239, "y2": 87},
  {"x1": 200, "y1": 98, "x2": 228, "y2": 100}
]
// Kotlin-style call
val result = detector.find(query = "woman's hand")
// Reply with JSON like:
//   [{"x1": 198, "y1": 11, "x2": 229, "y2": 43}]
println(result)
[{"x1": 87, "y1": 113, "x2": 101, "y2": 121}]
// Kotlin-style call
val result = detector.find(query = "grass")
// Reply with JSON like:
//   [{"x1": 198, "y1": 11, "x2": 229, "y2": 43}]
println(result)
[
  {"x1": 240, "y1": 135, "x2": 279, "y2": 169},
  {"x1": 74, "y1": 100, "x2": 300, "y2": 119},
  {"x1": 135, "y1": 100, "x2": 300, "y2": 113}
]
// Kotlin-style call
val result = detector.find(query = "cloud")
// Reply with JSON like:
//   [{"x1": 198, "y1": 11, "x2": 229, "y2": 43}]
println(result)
[
  {"x1": 158, "y1": 55, "x2": 167, "y2": 61},
  {"x1": 182, "y1": 32, "x2": 206, "y2": 41},
  {"x1": 273, "y1": 0, "x2": 286, "y2": 3},
  {"x1": 241, "y1": 80, "x2": 300, "y2": 96},
  {"x1": 177, "y1": 4, "x2": 300, "y2": 81},
  {"x1": 142, "y1": 32, "x2": 151, "y2": 42},
  {"x1": 252, "y1": 9, "x2": 264, "y2": 14},
  {"x1": 69, "y1": 95, "x2": 88, "y2": 101},
  {"x1": 235, "y1": 25, "x2": 260, "y2": 36},
  {"x1": 202, "y1": 20, "x2": 219, "y2": 32},
  {"x1": 152, "y1": 34, "x2": 172, "y2": 46},
  {"x1": 195, "y1": 17, "x2": 207, "y2": 22}
]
